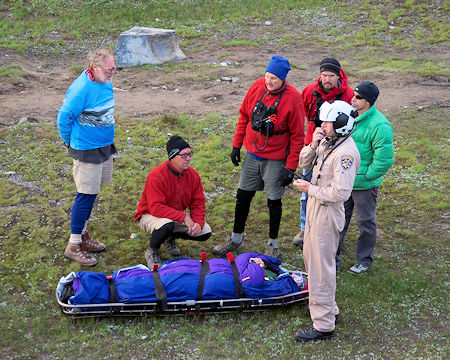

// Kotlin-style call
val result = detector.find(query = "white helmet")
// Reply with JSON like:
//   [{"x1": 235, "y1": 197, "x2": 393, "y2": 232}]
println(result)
[{"x1": 319, "y1": 100, "x2": 358, "y2": 137}]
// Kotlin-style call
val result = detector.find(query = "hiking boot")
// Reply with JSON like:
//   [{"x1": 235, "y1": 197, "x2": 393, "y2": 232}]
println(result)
[
  {"x1": 294, "y1": 326, "x2": 335, "y2": 342},
  {"x1": 292, "y1": 230, "x2": 304, "y2": 248},
  {"x1": 145, "y1": 248, "x2": 162, "y2": 268},
  {"x1": 213, "y1": 238, "x2": 243, "y2": 255},
  {"x1": 348, "y1": 263, "x2": 369, "y2": 275},
  {"x1": 81, "y1": 232, "x2": 106, "y2": 252},
  {"x1": 163, "y1": 237, "x2": 180, "y2": 257},
  {"x1": 64, "y1": 243, "x2": 97, "y2": 266},
  {"x1": 264, "y1": 244, "x2": 281, "y2": 259}
]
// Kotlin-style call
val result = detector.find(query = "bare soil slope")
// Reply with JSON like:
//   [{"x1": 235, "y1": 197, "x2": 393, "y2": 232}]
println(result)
[{"x1": 0, "y1": 47, "x2": 448, "y2": 127}]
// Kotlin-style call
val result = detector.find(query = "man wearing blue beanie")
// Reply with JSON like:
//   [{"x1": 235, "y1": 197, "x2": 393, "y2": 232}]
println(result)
[{"x1": 214, "y1": 55, "x2": 305, "y2": 259}]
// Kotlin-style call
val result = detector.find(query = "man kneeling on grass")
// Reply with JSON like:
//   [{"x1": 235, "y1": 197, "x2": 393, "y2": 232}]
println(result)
[{"x1": 134, "y1": 135, "x2": 211, "y2": 268}]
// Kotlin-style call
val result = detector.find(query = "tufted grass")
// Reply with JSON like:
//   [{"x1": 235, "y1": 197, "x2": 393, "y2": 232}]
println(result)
[{"x1": 0, "y1": 106, "x2": 449, "y2": 359}]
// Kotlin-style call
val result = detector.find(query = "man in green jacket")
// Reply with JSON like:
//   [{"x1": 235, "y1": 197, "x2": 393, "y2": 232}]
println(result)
[{"x1": 337, "y1": 81, "x2": 394, "y2": 274}]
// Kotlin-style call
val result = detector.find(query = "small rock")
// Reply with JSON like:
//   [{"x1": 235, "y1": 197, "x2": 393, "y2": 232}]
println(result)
[
  {"x1": 141, "y1": 335, "x2": 148, "y2": 340},
  {"x1": 174, "y1": 88, "x2": 180, "y2": 93},
  {"x1": 167, "y1": 132, "x2": 172, "y2": 137},
  {"x1": 417, "y1": 106, "x2": 424, "y2": 111},
  {"x1": 130, "y1": 233, "x2": 137, "y2": 239},
  {"x1": 220, "y1": 62, "x2": 229, "y2": 67},
  {"x1": 18, "y1": 117, "x2": 27, "y2": 125},
  {"x1": 216, "y1": 79, "x2": 221, "y2": 82},
  {"x1": 389, "y1": 25, "x2": 395, "y2": 29},
  {"x1": 232, "y1": 77, "x2": 239, "y2": 83},
  {"x1": 127, "y1": 137, "x2": 132, "y2": 141},
  {"x1": 152, "y1": 86, "x2": 160, "y2": 90},
  {"x1": 162, "y1": 85, "x2": 168, "y2": 90},
  {"x1": 221, "y1": 77, "x2": 232, "y2": 82},
  {"x1": 264, "y1": 21, "x2": 272, "y2": 26}
]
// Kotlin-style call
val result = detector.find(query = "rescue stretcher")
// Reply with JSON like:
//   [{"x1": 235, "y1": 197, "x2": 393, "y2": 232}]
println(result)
[{"x1": 56, "y1": 252, "x2": 309, "y2": 318}]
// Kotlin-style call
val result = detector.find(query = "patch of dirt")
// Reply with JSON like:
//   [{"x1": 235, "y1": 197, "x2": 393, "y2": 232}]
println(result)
[{"x1": 0, "y1": 46, "x2": 448, "y2": 127}]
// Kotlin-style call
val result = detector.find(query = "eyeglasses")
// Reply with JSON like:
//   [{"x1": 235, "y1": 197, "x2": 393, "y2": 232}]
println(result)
[
  {"x1": 178, "y1": 151, "x2": 193, "y2": 159},
  {"x1": 97, "y1": 65, "x2": 116, "y2": 73},
  {"x1": 354, "y1": 94, "x2": 364, "y2": 100}
]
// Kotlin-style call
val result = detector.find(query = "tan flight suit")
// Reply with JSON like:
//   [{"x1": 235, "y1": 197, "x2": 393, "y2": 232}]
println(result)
[{"x1": 299, "y1": 136, "x2": 360, "y2": 332}]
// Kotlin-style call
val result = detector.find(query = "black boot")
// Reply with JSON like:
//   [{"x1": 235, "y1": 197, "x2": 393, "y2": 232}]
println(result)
[{"x1": 294, "y1": 326, "x2": 334, "y2": 342}]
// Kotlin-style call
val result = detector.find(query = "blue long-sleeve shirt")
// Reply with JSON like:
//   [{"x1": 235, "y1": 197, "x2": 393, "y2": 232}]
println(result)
[{"x1": 57, "y1": 70, "x2": 115, "y2": 150}]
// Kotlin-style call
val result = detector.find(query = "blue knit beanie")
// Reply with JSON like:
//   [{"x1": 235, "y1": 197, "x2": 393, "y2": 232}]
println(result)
[{"x1": 265, "y1": 55, "x2": 291, "y2": 81}]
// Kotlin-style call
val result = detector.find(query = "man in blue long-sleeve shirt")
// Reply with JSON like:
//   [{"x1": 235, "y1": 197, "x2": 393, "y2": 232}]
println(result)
[{"x1": 57, "y1": 49, "x2": 116, "y2": 266}]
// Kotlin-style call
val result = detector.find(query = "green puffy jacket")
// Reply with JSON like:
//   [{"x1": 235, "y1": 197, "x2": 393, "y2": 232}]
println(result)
[{"x1": 351, "y1": 104, "x2": 394, "y2": 190}]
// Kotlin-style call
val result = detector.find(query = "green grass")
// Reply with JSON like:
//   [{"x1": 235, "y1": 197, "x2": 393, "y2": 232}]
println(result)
[
  {"x1": 0, "y1": 0, "x2": 449, "y2": 358},
  {"x1": 0, "y1": 65, "x2": 23, "y2": 79},
  {"x1": 0, "y1": 106, "x2": 449, "y2": 359}
]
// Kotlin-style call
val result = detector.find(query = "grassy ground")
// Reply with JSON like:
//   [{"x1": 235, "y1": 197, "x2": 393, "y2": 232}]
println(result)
[
  {"x1": 1, "y1": 0, "x2": 449, "y2": 359},
  {"x1": 0, "y1": 108, "x2": 448, "y2": 359}
]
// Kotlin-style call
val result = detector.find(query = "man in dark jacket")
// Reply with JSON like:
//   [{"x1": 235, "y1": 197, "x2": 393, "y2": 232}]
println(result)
[
  {"x1": 134, "y1": 136, "x2": 211, "y2": 267},
  {"x1": 293, "y1": 58, "x2": 354, "y2": 248},
  {"x1": 213, "y1": 55, "x2": 305, "y2": 258},
  {"x1": 337, "y1": 81, "x2": 394, "y2": 274}
]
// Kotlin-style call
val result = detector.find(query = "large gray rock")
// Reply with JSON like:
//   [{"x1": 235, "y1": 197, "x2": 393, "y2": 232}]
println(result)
[{"x1": 115, "y1": 27, "x2": 186, "y2": 68}]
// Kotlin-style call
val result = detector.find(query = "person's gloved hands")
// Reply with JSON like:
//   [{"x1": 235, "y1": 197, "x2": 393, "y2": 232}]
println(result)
[
  {"x1": 279, "y1": 167, "x2": 295, "y2": 187},
  {"x1": 230, "y1": 147, "x2": 241, "y2": 166}
]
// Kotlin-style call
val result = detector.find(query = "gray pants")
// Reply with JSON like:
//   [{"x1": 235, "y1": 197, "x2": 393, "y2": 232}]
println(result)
[{"x1": 337, "y1": 187, "x2": 379, "y2": 267}]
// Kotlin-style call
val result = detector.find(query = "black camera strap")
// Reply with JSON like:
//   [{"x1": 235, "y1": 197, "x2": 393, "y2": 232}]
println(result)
[{"x1": 253, "y1": 85, "x2": 287, "y2": 151}]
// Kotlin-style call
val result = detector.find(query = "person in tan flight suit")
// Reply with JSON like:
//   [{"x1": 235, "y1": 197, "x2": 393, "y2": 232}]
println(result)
[{"x1": 292, "y1": 100, "x2": 361, "y2": 342}]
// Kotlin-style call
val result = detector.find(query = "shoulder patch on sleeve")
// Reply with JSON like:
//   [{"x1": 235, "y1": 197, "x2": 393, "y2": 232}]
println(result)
[{"x1": 341, "y1": 155, "x2": 354, "y2": 170}]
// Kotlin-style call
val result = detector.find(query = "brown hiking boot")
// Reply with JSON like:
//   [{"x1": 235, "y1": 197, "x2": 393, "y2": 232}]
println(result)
[
  {"x1": 145, "y1": 248, "x2": 162, "y2": 268},
  {"x1": 264, "y1": 244, "x2": 281, "y2": 259},
  {"x1": 81, "y1": 232, "x2": 106, "y2": 252},
  {"x1": 213, "y1": 238, "x2": 243, "y2": 255},
  {"x1": 163, "y1": 237, "x2": 180, "y2": 257},
  {"x1": 64, "y1": 243, "x2": 97, "y2": 266}
]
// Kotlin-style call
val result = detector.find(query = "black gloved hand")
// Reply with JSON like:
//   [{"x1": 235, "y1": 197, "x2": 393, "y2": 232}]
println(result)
[
  {"x1": 279, "y1": 167, "x2": 295, "y2": 187},
  {"x1": 230, "y1": 147, "x2": 241, "y2": 166}
]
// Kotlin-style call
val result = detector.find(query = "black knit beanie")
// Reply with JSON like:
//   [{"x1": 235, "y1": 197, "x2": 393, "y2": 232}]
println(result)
[
  {"x1": 355, "y1": 81, "x2": 379, "y2": 106},
  {"x1": 320, "y1": 58, "x2": 341, "y2": 76},
  {"x1": 166, "y1": 135, "x2": 190, "y2": 159}
]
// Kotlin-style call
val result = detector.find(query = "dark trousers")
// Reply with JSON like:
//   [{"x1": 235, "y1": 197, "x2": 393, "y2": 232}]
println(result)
[
  {"x1": 233, "y1": 189, "x2": 282, "y2": 239},
  {"x1": 149, "y1": 222, "x2": 211, "y2": 249},
  {"x1": 337, "y1": 187, "x2": 379, "y2": 267}
]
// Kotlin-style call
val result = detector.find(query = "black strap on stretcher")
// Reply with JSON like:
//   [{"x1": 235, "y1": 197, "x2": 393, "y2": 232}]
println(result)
[
  {"x1": 152, "y1": 264, "x2": 168, "y2": 312},
  {"x1": 107, "y1": 276, "x2": 120, "y2": 313},
  {"x1": 197, "y1": 252, "x2": 210, "y2": 300},
  {"x1": 226, "y1": 252, "x2": 243, "y2": 298}
]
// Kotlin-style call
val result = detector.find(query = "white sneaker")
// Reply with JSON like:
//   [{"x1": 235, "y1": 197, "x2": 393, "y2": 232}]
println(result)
[{"x1": 349, "y1": 263, "x2": 369, "y2": 274}]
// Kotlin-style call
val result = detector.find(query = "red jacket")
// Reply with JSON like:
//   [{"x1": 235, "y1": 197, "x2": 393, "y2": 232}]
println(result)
[
  {"x1": 302, "y1": 69, "x2": 353, "y2": 145},
  {"x1": 134, "y1": 160, "x2": 206, "y2": 227},
  {"x1": 232, "y1": 78, "x2": 305, "y2": 170}
]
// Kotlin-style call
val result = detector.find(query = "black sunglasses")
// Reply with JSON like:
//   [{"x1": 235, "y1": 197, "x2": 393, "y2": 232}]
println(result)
[{"x1": 354, "y1": 94, "x2": 364, "y2": 100}]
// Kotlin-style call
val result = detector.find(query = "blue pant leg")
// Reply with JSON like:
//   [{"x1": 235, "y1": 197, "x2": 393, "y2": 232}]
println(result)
[
  {"x1": 300, "y1": 168, "x2": 312, "y2": 231},
  {"x1": 70, "y1": 193, "x2": 97, "y2": 234}
]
